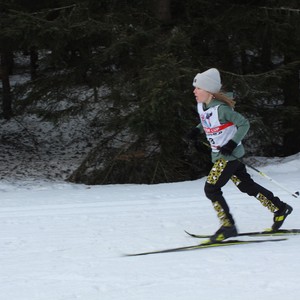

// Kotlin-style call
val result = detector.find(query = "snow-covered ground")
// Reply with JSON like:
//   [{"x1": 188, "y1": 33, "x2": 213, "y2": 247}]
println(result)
[{"x1": 0, "y1": 152, "x2": 300, "y2": 300}]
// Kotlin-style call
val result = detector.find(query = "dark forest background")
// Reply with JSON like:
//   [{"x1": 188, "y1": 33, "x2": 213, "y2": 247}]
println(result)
[{"x1": 1, "y1": 0, "x2": 300, "y2": 184}]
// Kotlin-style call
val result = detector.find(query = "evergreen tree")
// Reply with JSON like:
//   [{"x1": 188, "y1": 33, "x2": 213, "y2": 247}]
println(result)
[{"x1": 1, "y1": 0, "x2": 300, "y2": 183}]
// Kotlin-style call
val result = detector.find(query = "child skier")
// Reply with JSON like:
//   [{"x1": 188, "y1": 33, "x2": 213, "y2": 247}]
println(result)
[{"x1": 187, "y1": 68, "x2": 293, "y2": 242}]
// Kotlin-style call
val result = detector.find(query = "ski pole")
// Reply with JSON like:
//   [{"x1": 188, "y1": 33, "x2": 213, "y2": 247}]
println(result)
[
  {"x1": 200, "y1": 141, "x2": 299, "y2": 198},
  {"x1": 239, "y1": 159, "x2": 299, "y2": 198}
]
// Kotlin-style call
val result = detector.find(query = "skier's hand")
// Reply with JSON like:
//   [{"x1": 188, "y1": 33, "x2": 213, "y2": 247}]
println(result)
[{"x1": 219, "y1": 140, "x2": 237, "y2": 156}]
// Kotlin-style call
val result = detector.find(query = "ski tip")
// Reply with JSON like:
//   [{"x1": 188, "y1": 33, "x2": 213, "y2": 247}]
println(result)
[{"x1": 123, "y1": 252, "x2": 144, "y2": 257}]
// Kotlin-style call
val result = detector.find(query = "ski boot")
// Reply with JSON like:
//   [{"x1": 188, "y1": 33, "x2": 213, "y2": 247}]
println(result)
[
  {"x1": 209, "y1": 225, "x2": 238, "y2": 243},
  {"x1": 272, "y1": 204, "x2": 293, "y2": 231}
]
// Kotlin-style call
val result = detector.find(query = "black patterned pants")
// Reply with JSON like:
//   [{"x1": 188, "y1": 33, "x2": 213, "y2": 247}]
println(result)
[{"x1": 204, "y1": 158, "x2": 285, "y2": 226}]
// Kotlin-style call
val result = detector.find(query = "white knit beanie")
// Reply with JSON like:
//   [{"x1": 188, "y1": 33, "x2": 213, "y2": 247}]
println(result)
[{"x1": 193, "y1": 68, "x2": 222, "y2": 94}]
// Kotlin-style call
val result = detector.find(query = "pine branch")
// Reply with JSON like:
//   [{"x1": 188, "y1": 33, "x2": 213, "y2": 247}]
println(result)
[
  {"x1": 221, "y1": 60, "x2": 300, "y2": 78},
  {"x1": 259, "y1": 6, "x2": 300, "y2": 14}
]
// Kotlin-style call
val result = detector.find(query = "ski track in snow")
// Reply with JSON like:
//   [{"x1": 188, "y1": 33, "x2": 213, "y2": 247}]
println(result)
[{"x1": 0, "y1": 153, "x2": 300, "y2": 300}]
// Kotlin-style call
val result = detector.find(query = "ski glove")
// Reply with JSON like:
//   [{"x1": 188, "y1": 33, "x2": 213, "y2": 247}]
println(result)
[
  {"x1": 219, "y1": 140, "x2": 237, "y2": 156},
  {"x1": 186, "y1": 127, "x2": 201, "y2": 140}
]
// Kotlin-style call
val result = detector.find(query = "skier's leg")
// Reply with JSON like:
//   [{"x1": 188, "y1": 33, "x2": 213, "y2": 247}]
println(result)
[
  {"x1": 204, "y1": 158, "x2": 239, "y2": 241},
  {"x1": 231, "y1": 162, "x2": 293, "y2": 230}
]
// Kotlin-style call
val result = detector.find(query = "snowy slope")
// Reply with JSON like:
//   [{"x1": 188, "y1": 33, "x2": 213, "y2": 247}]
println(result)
[{"x1": 0, "y1": 153, "x2": 300, "y2": 300}]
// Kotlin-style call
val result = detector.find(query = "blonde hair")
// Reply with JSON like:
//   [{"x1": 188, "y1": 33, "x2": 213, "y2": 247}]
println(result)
[{"x1": 212, "y1": 92, "x2": 236, "y2": 108}]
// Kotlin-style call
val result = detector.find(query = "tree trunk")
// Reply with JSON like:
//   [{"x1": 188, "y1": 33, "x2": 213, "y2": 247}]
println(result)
[
  {"x1": 0, "y1": 52, "x2": 13, "y2": 119},
  {"x1": 30, "y1": 47, "x2": 38, "y2": 80},
  {"x1": 282, "y1": 64, "x2": 300, "y2": 155},
  {"x1": 261, "y1": 26, "x2": 272, "y2": 71},
  {"x1": 154, "y1": 0, "x2": 171, "y2": 23}
]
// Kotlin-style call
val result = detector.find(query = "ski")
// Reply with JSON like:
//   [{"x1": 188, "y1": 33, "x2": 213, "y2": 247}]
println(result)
[
  {"x1": 125, "y1": 238, "x2": 287, "y2": 256},
  {"x1": 185, "y1": 228, "x2": 300, "y2": 239}
]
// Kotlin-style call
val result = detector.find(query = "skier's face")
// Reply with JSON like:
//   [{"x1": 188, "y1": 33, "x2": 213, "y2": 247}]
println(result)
[{"x1": 193, "y1": 87, "x2": 212, "y2": 104}]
